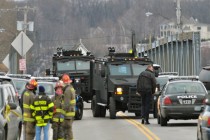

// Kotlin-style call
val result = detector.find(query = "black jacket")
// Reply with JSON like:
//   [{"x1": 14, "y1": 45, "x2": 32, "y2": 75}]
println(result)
[{"x1": 137, "y1": 69, "x2": 156, "y2": 94}]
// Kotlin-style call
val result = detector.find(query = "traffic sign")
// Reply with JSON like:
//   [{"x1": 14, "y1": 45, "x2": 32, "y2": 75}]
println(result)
[
  {"x1": 19, "y1": 59, "x2": 26, "y2": 71},
  {"x1": 3, "y1": 54, "x2": 9, "y2": 69},
  {"x1": 11, "y1": 31, "x2": 33, "y2": 56}
]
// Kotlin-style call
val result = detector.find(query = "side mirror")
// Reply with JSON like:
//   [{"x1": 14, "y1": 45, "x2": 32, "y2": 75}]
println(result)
[
  {"x1": 45, "y1": 69, "x2": 51, "y2": 76},
  {"x1": 8, "y1": 102, "x2": 17, "y2": 110},
  {"x1": 101, "y1": 70, "x2": 105, "y2": 77}
]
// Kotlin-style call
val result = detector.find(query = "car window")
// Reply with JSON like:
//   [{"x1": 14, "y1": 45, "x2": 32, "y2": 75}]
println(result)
[
  {"x1": 37, "y1": 83, "x2": 54, "y2": 96},
  {"x1": 6, "y1": 86, "x2": 15, "y2": 103},
  {"x1": 13, "y1": 79, "x2": 27, "y2": 95},
  {"x1": 166, "y1": 82, "x2": 206, "y2": 94}
]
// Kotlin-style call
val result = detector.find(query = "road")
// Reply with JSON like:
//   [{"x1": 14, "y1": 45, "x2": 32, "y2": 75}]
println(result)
[{"x1": 21, "y1": 103, "x2": 198, "y2": 140}]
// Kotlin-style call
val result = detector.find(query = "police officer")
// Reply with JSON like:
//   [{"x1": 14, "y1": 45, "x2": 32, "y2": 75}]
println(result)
[
  {"x1": 22, "y1": 79, "x2": 37, "y2": 140},
  {"x1": 51, "y1": 81, "x2": 65, "y2": 140},
  {"x1": 137, "y1": 65, "x2": 156, "y2": 124},
  {"x1": 30, "y1": 85, "x2": 54, "y2": 140},
  {"x1": 61, "y1": 74, "x2": 76, "y2": 140}
]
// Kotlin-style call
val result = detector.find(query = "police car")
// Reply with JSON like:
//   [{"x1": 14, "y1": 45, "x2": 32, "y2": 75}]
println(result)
[
  {"x1": 157, "y1": 76, "x2": 207, "y2": 126},
  {"x1": 33, "y1": 77, "x2": 59, "y2": 98}
]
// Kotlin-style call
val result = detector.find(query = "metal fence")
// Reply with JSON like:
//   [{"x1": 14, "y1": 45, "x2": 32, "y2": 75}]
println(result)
[{"x1": 138, "y1": 32, "x2": 201, "y2": 76}]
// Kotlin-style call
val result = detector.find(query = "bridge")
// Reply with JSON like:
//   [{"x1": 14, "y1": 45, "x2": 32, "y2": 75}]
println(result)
[{"x1": 137, "y1": 32, "x2": 201, "y2": 76}]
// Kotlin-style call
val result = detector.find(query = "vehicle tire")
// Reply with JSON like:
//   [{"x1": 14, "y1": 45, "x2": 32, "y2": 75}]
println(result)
[
  {"x1": 75, "y1": 102, "x2": 84, "y2": 120},
  {"x1": 157, "y1": 114, "x2": 160, "y2": 124},
  {"x1": 91, "y1": 95, "x2": 100, "y2": 117},
  {"x1": 109, "y1": 97, "x2": 116, "y2": 119},
  {"x1": 160, "y1": 114, "x2": 167, "y2": 126},
  {"x1": 135, "y1": 112, "x2": 141, "y2": 117},
  {"x1": 100, "y1": 106, "x2": 106, "y2": 117},
  {"x1": 153, "y1": 105, "x2": 157, "y2": 118}
]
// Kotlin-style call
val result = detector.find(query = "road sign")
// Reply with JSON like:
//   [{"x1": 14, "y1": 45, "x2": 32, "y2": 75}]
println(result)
[
  {"x1": 3, "y1": 54, "x2": 9, "y2": 69},
  {"x1": 19, "y1": 59, "x2": 26, "y2": 71},
  {"x1": 11, "y1": 31, "x2": 33, "y2": 56}
]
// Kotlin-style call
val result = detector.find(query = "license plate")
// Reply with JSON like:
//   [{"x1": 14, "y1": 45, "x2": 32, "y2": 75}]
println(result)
[{"x1": 183, "y1": 100, "x2": 191, "y2": 104}]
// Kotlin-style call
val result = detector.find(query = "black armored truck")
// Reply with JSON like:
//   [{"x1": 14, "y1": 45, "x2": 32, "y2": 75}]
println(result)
[
  {"x1": 91, "y1": 42, "x2": 154, "y2": 119},
  {"x1": 46, "y1": 47, "x2": 95, "y2": 120}
]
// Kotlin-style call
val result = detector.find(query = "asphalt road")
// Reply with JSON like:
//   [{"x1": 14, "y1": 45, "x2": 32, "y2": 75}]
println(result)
[{"x1": 21, "y1": 103, "x2": 198, "y2": 140}]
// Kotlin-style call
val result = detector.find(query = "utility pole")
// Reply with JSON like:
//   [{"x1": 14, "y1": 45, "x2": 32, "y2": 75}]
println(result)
[
  {"x1": 176, "y1": 0, "x2": 182, "y2": 33},
  {"x1": 16, "y1": 5, "x2": 35, "y2": 74}
]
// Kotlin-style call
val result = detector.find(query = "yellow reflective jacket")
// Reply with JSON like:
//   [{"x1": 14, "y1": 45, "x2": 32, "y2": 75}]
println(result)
[
  {"x1": 30, "y1": 93, "x2": 54, "y2": 126},
  {"x1": 23, "y1": 90, "x2": 35, "y2": 122},
  {"x1": 63, "y1": 84, "x2": 76, "y2": 119}
]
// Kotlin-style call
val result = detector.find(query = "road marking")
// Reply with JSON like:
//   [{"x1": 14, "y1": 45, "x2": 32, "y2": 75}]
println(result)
[{"x1": 118, "y1": 112, "x2": 160, "y2": 140}]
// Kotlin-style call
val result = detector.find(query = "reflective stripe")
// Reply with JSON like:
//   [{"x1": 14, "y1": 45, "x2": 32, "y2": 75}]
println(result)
[
  {"x1": 30, "y1": 105, "x2": 35, "y2": 110},
  {"x1": 48, "y1": 102, "x2": 54, "y2": 108},
  {"x1": 34, "y1": 106, "x2": 48, "y2": 110},
  {"x1": 24, "y1": 117, "x2": 35, "y2": 122},
  {"x1": 70, "y1": 99, "x2": 76, "y2": 105},
  {"x1": 58, "y1": 139, "x2": 65, "y2": 140},
  {"x1": 65, "y1": 112, "x2": 75, "y2": 117},
  {"x1": 36, "y1": 123, "x2": 48, "y2": 126},
  {"x1": 34, "y1": 101, "x2": 47, "y2": 105},
  {"x1": 56, "y1": 109, "x2": 66, "y2": 114},
  {"x1": 24, "y1": 92, "x2": 29, "y2": 96},
  {"x1": 23, "y1": 104, "x2": 30, "y2": 109},
  {"x1": 48, "y1": 112, "x2": 53, "y2": 116},
  {"x1": 32, "y1": 111, "x2": 36, "y2": 117},
  {"x1": 35, "y1": 115, "x2": 52, "y2": 120},
  {"x1": 52, "y1": 118, "x2": 64, "y2": 122}
]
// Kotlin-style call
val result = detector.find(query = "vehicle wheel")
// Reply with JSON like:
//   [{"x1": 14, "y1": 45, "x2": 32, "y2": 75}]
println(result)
[
  {"x1": 75, "y1": 102, "x2": 84, "y2": 120},
  {"x1": 91, "y1": 95, "x2": 100, "y2": 117},
  {"x1": 135, "y1": 112, "x2": 141, "y2": 117},
  {"x1": 100, "y1": 106, "x2": 106, "y2": 117},
  {"x1": 153, "y1": 105, "x2": 157, "y2": 118},
  {"x1": 157, "y1": 114, "x2": 160, "y2": 124},
  {"x1": 160, "y1": 114, "x2": 167, "y2": 126},
  {"x1": 109, "y1": 97, "x2": 116, "y2": 119}
]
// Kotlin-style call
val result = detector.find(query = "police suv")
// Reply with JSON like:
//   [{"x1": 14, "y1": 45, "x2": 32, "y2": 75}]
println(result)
[{"x1": 157, "y1": 76, "x2": 207, "y2": 126}]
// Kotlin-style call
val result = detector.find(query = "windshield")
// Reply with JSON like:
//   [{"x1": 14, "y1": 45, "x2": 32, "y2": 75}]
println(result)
[
  {"x1": 37, "y1": 83, "x2": 54, "y2": 96},
  {"x1": 132, "y1": 64, "x2": 148, "y2": 76},
  {"x1": 166, "y1": 82, "x2": 206, "y2": 94},
  {"x1": 57, "y1": 60, "x2": 90, "y2": 71},
  {"x1": 109, "y1": 64, "x2": 131, "y2": 76},
  {"x1": 13, "y1": 79, "x2": 27, "y2": 95},
  {"x1": 156, "y1": 77, "x2": 169, "y2": 88}
]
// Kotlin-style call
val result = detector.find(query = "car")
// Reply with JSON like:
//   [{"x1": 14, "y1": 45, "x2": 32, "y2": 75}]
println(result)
[
  {"x1": 197, "y1": 95, "x2": 210, "y2": 140},
  {"x1": 33, "y1": 77, "x2": 59, "y2": 98},
  {"x1": 199, "y1": 66, "x2": 210, "y2": 94},
  {"x1": 0, "y1": 84, "x2": 22, "y2": 140},
  {"x1": 154, "y1": 72, "x2": 179, "y2": 119},
  {"x1": 157, "y1": 76, "x2": 207, "y2": 126},
  {"x1": 6, "y1": 74, "x2": 31, "y2": 99},
  {"x1": 0, "y1": 75, "x2": 19, "y2": 101}
]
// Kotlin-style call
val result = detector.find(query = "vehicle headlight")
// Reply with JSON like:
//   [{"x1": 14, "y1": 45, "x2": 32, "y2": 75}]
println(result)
[
  {"x1": 155, "y1": 87, "x2": 158, "y2": 92},
  {"x1": 115, "y1": 87, "x2": 123, "y2": 95}
]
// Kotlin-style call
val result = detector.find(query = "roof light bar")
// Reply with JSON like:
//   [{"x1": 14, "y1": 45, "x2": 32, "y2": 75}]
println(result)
[
  {"x1": 168, "y1": 76, "x2": 199, "y2": 81},
  {"x1": 159, "y1": 72, "x2": 178, "y2": 76},
  {"x1": 6, "y1": 74, "x2": 31, "y2": 79},
  {"x1": 33, "y1": 77, "x2": 59, "y2": 82}
]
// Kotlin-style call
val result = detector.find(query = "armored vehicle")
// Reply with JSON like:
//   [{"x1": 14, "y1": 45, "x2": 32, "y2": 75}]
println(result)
[
  {"x1": 91, "y1": 41, "x2": 154, "y2": 119},
  {"x1": 46, "y1": 48, "x2": 94, "y2": 120},
  {"x1": 46, "y1": 47, "x2": 94, "y2": 103}
]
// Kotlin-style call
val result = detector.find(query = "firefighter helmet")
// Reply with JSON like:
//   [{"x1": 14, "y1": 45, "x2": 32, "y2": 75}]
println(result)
[
  {"x1": 26, "y1": 79, "x2": 38, "y2": 90},
  {"x1": 61, "y1": 74, "x2": 72, "y2": 84}
]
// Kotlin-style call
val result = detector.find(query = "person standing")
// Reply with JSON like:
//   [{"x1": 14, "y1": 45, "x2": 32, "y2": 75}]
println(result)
[
  {"x1": 137, "y1": 65, "x2": 156, "y2": 124},
  {"x1": 61, "y1": 74, "x2": 76, "y2": 140},
  {"x1": 51, "y1": 81, "x2": 65, "y2": 140},
  {"x1": 30, "y1": 85, "x2": 54, "y2": 140},
  {"x1": 22, "y1": 79, "x2": 37, "y2": 140}
]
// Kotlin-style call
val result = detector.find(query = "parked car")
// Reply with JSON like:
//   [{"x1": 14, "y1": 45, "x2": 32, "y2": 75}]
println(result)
[
  {"x1": 0, "y1": 84, "x2": 22, "y2": 140},
  {"x1": 6, "y1": 74, "x2": 31, "y2": 99},
  {"x1": 199, "y1": 66, "x2": 210, "y2": 94},
  {"x1": 157, "y1": 76, "x2": 207, "y2": 126}
]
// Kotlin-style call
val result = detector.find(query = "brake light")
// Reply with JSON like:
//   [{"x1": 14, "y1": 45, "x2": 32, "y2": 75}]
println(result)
[
  {"x1": 163, "y1": 96, "x2": 172, "y2": 105},
  {"x1": 207, "y1": 118, "x2": 210, "y2": 127}
]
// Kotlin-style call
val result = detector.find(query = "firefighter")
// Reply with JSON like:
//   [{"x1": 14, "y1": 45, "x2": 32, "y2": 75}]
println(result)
[
  {"x1": 51, "y1": 81, "x2": 65, "y2": 140},
  {"x1": 22, "y1": 79, "x2": 37, "y2": 140},
  {"x1": 30, "y1": 85, "x2": 54, "y2": 140},
  {"x1": 61, "y1": 74, "x2": 76, "y2": 140}
]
